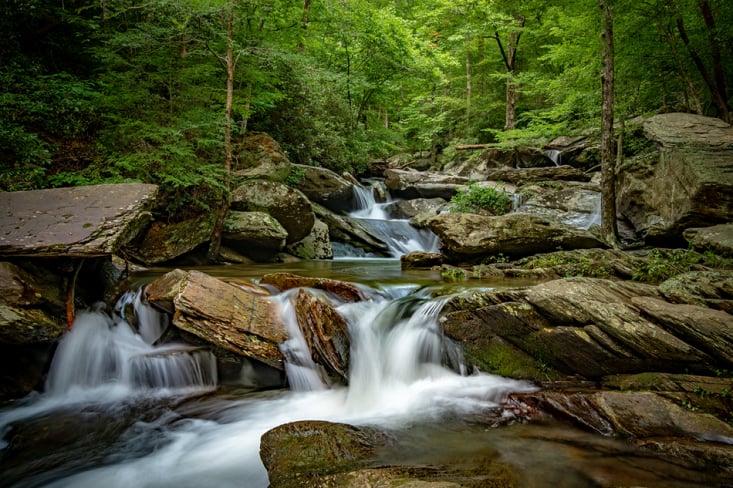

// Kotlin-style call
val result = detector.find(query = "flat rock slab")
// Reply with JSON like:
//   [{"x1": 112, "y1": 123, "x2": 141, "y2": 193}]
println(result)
[{"x1": 0, "y1": 184, "x2": 158, "y2": 257}]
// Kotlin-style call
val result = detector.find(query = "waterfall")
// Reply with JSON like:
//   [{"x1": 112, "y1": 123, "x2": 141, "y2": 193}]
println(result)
[
  {"x1": 545, "y1": 149, "x2": 562, "y2": 166},
  {"x1": 346, "y1": 185, "x2": 440, "y2": 257},
  {"x1": 45, "y1": 291, "x2": 217, "y2": 398}
]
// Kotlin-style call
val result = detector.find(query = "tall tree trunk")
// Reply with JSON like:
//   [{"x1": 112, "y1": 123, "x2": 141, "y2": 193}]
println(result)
[
  {"x1": 505, "y1": 78, "x2": 519, "y2": 131},
  {"x1": 297, "y1": 0, "x2": 311, "y2": 52},
  {"x1": 208, "y1": 4, "x2": 235, "y2": 263},
  {"x1": 465, "y1": 33, "x2": 472, "y2": 129},
  {"x1": 494, "y1": 16, "x2": 524, "y2": 131},
  {"x1": 600, "y1": 0, "x2": 620, "y2": 248}
]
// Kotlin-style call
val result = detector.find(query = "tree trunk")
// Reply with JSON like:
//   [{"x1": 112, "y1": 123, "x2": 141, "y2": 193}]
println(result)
[
  {"x1": 600, "y1": 0, "x2": 620, "y2": 248},
  {"x1": 298, "y1": 0, "x2": 311, "y2": 52},
  {"x1": 466, "y1": 33, "x2": 472, "y2": 128},
  {"x1": 494, "y1": 16, "x2": 524, "y2": 131},
  {"x1": 208, "y1": 4, "x2": 235, "y2": 263},
  {"x1": 505, "y1": 77, "x2": 518, "y2": 131}
]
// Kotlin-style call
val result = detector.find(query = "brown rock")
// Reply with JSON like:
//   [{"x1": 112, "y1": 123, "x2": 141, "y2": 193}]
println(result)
[{"x1": 260, "y1": 272, "x2": 370, "y2": 302}]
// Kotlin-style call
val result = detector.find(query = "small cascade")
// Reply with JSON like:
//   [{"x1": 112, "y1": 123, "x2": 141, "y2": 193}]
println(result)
[
  {"x1": 545, "y1": 149, "x2": 562, "y2": 166},
  {"x1": 45, "y1": 291, "x2": 217, "y2": 397},
  {"x1": 346, "y1": 184, "x2": 440, "y2": 257}
]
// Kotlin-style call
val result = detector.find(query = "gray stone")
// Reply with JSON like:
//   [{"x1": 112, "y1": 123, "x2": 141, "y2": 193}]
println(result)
[
  {"x1": 0, "y1": 183, "x2": 157, "y2": 257},
  {"x1": 684, "y1": 223, "x2": 733, "y2": 257},
  {"x1": 222, "y1": 210, "x2": 288, "y2": 261},
  {"x1": 285, "y1": 218, "x2": 333, "y2": 260},
  {"x1": 232, "y1": 132, "x2": 291, "y2": 183},
  {"x1": 290, "y1": 164, "x2": 355, "y2": 213},
  {"x1": 129, "y1": 213, "x2": 215, "y2": 265}
]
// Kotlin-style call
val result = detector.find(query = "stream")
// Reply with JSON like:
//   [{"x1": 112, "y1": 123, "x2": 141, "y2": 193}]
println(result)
[{"x1": 0, "y1": 191, "x2": 724, "y2": 487}]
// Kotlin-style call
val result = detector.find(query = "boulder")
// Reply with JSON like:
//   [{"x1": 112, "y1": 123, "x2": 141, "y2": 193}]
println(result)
[
  {"x1": 260, "y1": 420, "x2": 390, "y2": 488},
  {"x1": 384, "y1": 197, "x2": 448, "y2": 220},
  {"x1": 232, "y1": 131, "x2": 291, "y2": 183},
  {"x1": 260, "y1": 272, "x2": 370, "y2": 302},
  {"x1": 684, "y1": 223, "x2": 733, "y2": 257},
  {"x1": 384, "y1": 169, "x2": 469, "y2": 200},
  {"x1": 617, "y1": 113, "x2": 733, "y2": 244},
  {"x1": 312, "y1": 202, "x2": 391, "y2": 256},
  {"x1": 427, "y1": 212, "x2": 604, "y2": 262},
  {"x1": 0, "y1": 183, "x2": 157, "y2": 257},
  {"x1": 400, "y1": 251, "x2": 444, "y2": 269},
  {"x1": 128, "y1": 213, "x2": 215, "y2": 265},
  {"x1": 145, "y1": 269, "x2": 286, "y2": 370},
  {"x1": 293, "y1": 289, "x2": 350, "y2": 383},
  {"x1": 290, "y1": 164, "x2": 355, "y2": 213},
  {"x1": 231, "y1": 180, "x2": 315, "y2": 244},
  {"x1": 222, "y1": 210, "x2": 287, "y2": 261},
  {"x1": 544, "y1": 135, "x2": 600, "y2": 171},
  {"x1": 285, "y1": 218, "x2": 333, "y2": 260},
  {"x1": 659, "y1": 270, "x2": 733, "y2": 312},
  {"x1": 516, "y1": 182, "x2": 601, "y2": 230}
]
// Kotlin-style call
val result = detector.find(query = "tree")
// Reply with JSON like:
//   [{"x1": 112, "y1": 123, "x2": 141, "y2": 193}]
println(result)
[{"x1": 600, "y1": 0, "x2": 620, "y2": 248}]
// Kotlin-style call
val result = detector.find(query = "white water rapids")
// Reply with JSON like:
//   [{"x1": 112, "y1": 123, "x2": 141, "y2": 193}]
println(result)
[{"x1": 0, "y1": 281, "x2": 536, "y2": 488}]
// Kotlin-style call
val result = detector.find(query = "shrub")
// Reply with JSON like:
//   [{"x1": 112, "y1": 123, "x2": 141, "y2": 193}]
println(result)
[{"x1": 450, "y1": 183, "x2": 513, "y2": 215}]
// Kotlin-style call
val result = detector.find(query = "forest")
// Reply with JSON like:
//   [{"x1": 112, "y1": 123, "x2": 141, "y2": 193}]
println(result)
[{"x1": 2, "y1": 0, "x2": 731, "y2": 220}]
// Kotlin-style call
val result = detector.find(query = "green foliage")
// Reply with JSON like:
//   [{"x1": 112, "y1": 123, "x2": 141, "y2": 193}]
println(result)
[
  {"x1": 440, "y1": 266, "x2": 467, "y2": 282},
  {"x1": 632, "y1": 248, "x2": 733, "y2": 282},
  {"x1": 449, "y1": 183, "x2": 512, "y2": 215},
  {"x1": 521, "y1": 252, "x2": 612, "y2": 278},
  {"x1": 284, "y1": 165, "x2": 306, "y2": 187}
]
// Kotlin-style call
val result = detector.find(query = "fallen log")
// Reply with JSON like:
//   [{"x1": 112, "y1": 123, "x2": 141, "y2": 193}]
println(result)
[{"x1": 455, "y1": 144, "x2": 492, "y2": 151}]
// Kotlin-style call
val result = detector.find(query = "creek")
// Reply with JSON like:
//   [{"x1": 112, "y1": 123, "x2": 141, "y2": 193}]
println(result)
[{"x1": 0, "y1": 193, "x2": 721, "y2": 488}]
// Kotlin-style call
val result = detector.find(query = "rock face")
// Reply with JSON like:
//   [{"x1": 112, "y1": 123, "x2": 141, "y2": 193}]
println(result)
[
  {"x1": 427, "y1": 212, "x2": 604, "y2": 262},
  {"x1": 231, "y1": 180, "x2": 315, "y2": 244},
  {"x1": 442, "y1": 276, "x2": 733, "y2": 379},
  {"x1": 232, "y1": 132, "x2": 291, "y2": 183},
  {"x1": 285, "y1": 218, "x2": 333, "y2": 260},
  {"x1": 0, "y1": 183, "x2": 157, "y2": 257},
  {"x1": 617, "y1": 113, "x2": 733, "y2": 244},
  {"x1": 516, "y1": 183, "x2": 601, "y2": 230},
  {"x1": 290, "y1": 164, "x2": 355, "y2": 213},
  {"x1": 222, "y1": 210, "x2": 287, "y2": 261},
  {"x1": 260, "y1": 272, "x2": 370, "y2": 302},
  {"x1": 384, "y1": 197, "x2": 447, "y2": 219},
  {"x1": 145, "y1": 269, "x2": 286, "y2": 370},
  {"x1": 128, "y1": 213, "x2": 214, "y2": 265},
  {"x1": 470, "y1": 166, "x2": 591, "y2": 184},
  {"x1": 312, "y1": 202, "x2": 390, "y2": 256}
]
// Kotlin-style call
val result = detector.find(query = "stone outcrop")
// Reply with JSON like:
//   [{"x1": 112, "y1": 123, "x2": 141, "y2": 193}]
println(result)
[
  {"x1": 231, "y1": 180, "x2": 315, "y2": 244},
  {"x1": 312, "y1": 202, "x2": 390, "y2": 256},
  {"x1": 145, "y1": 269, "x2": 286, "y2": 370},
  {"x1": 516, "y1": 182, "x2": 601, "y2": 230},
  {"x1": 0, "y1": 183, "x2": 157, "y2": 257},
  {"x1": 384, "y1": 197, "x2": 448, "y2": 220},
  {"x1": 221, "y1": 210, "x2": 288, "y2": 261},
  {"x1": 617, "y1": 113, "x2": 733, "y2": 244},
  {"x1": 659, "y1": 270, "x2": 733, "y2": 313},
  {"x1": 232, "y1": 131, "x2": 291, "y2": 183},
  {"x1": 384, "y1": 169, "x2": 469, "y2": 200},
  {"x1": 290, "y1": 164, "x2": 355, "y2": 213},
  {"x1": 427, "y1": 212, "x2": 604, "y2": 262},
  {"x1": 127, "y1": 213, "x2": 214, "y2": 265},
  {"x1": 441, "y1": 276, "x2": 733, "y2": 379}
]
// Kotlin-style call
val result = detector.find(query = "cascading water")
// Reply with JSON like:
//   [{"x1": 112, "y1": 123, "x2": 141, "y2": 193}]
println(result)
[
  {"x1": 0, "y1": 278, "x2": 536, "y2": 488},
  {"x1": 545, "y1": 148, "x2": 562, "y2": 166},
  {"x1": 346, "y1": 185, "x2": 440, "y2": 257}
]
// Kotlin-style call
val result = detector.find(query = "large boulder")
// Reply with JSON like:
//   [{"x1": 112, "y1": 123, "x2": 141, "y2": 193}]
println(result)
[
  {"x1": 312, "y1": 202, "x2": 391, "y2": 257},
  {"x1": 384, "y1": 197, "x2": 448, "y2": 220},
  {"x1": 384, "y1": 169, "x2": 469, "y2": 200},
  {"x1": 427, "y1": 212, "x2": 604, "y2": 262},
  {"x1": 285, "y1": 218, "x2": 333, "y2": 260},
  {"x1": 516, "y1": 182, "x2": 601, "y2": 230},
  {"x1": 231, "y1": 180, "x2": 315, "y2": 244},
  {"x1": 222, "y1": 210, "x2": 287, "y2": 261},
  {"x1": 617, "y1": 113, "x2": 733, "y2": 244},
  {"x1": 127, "y1": 213, "x2": 215, "y2": 265},
  {"x1": 290, "y1": 164, "x2": 355, "y2": 213},
  {"x1": 659, "y1": 270, "x2": 733, "y2": 312},
  {"x1": 145, "y1": 269, "x2": 286, "y2": 370},
  {"x1": 232, "y1": 132, "x2": 291, "y2": 183}
]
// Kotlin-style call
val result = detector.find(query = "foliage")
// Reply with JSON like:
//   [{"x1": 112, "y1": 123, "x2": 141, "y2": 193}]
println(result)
[
  {"x1": 449, "y1": 183, "x2": 512, "y2": 215},
  {"x1": 440, "y1": 266, "x2": 467, "y2": 282},
  {"x1": 632, "y1": 248, "x2": 733, "y2": 282}
]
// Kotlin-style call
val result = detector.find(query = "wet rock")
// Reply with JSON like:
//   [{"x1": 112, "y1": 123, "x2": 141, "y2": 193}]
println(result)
[
  {"x1": 285, "y1": 218, "x2": 333, "y2": 260},
  {"x1": 617, "y1": 113, "x2": 733, "y2": 244},
  {"x1": 128, "y1": 213, "x2": 214, "y2": 265},
  {"x1": 401, "y1": 251, "x2": 444, "y2": 269},
  {"x1": 259, "y1": 420, "x2": 390, "y2": 488},
  {"x1": 231, "y1": 180, "x2": 314, "y2": 244},
  {"x1": 471, "y1": 166, "x2": 591, "y2": 184},
  {"x1": 684, "y1": 223, "x2": 733, "y2": 257},
  {"x1": 146, "y1": 270, "x2": 286, "y2": 370},
  {"x1": 516, "y1": 183, "x2": 601, "y2": 230},
  {"x1": 232, "y1": 131, "x2": 291, "y2": 183},
  {"x1": 290, "y1": 164, "x2": 355, "y2": 213},
  {"x1": 293, "y1": 289, "x2": 350, "y2": 383},
  {"x1": 221, "y1": 210, "x2": 287, "y2": 261},
  {"x1": 260, "y1": 272, "x2": 370, "y2": 302},
  {"x1": 427, "y1": 213, "x2": 604, "y2": 262}
]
